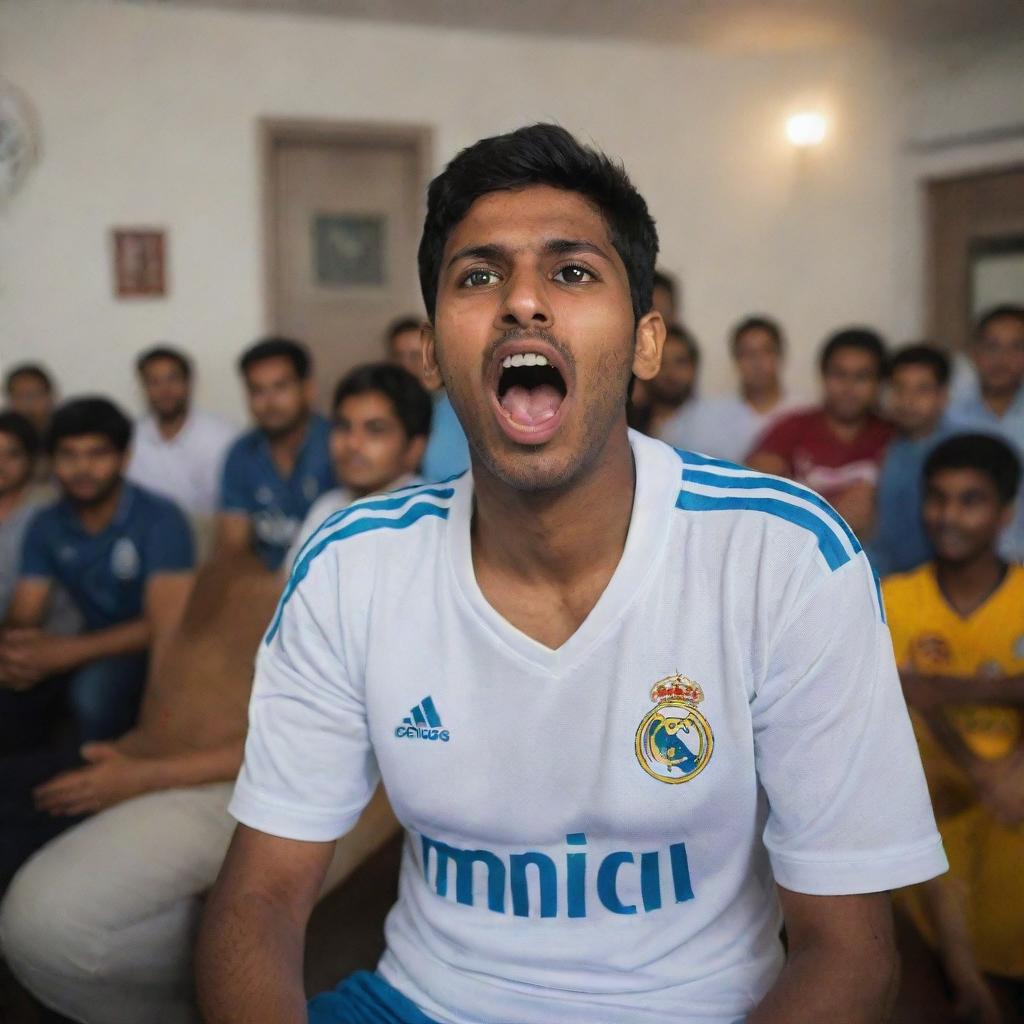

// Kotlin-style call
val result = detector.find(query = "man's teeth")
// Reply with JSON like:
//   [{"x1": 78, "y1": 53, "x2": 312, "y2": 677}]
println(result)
[{"x1": 501, "y1": 353, "x2": 550, "y2": 368}]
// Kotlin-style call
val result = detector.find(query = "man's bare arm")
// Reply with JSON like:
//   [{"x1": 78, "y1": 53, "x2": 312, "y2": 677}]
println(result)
[
  {"x1": 902, "y1": 670, "x2": 1024, "y2": 709},
  {"x1": 747, "y1": 888, "x2": 897, "y2": 1024},
  {"x1": 3, "y1": 578, "x2": 52, "y2": 628},
  {"x1": 196, "y1": 825, "x2": 335, "y2": 1024},
  {"x1": 213, "y1": 513, "x2": 254, "y2": 560}
]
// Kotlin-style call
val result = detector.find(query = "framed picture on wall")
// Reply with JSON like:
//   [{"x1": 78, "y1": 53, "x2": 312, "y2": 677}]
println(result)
[{"x1": 112, "y1": 228, "x2": 167, "y2": 297}]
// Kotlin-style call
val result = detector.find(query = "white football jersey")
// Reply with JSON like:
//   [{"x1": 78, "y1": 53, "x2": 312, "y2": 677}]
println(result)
[{"x1": 231, "y1": 430, "x2": 946, "y2": 1024}]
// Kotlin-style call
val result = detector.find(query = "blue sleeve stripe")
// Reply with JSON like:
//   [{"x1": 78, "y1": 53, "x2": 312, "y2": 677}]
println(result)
[
  {"x1": 266, "y1": 501, "x2": 450, "y2": 645},
  {"x1": 682, "y1": 467, "x2": 861, "y2": 555},
  {"x1": 675, "y1": 489, "x2": 851, "y2": 571},
  {"x1": 287, "y1": 486, "x2": 455, "y2": 574},
  {"x1": 873, "y1": 570, "x2": 887, "y2": 624}
]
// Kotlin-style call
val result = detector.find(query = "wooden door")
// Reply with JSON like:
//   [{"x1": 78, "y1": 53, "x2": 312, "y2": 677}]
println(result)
[
  {"x1": 927, "y1": 166, "x2": 1024, "y2": 351},
  {"x1": 266, "y1": 123, "x2": 429, "y2": 408}
]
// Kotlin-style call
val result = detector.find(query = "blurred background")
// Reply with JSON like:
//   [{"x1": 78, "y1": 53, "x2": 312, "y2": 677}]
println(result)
[{"x1": 2, "y1": 0, "x2": 1023, "y2": 416}]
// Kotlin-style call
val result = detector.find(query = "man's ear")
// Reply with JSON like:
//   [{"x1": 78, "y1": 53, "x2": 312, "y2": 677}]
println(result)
[
  {"x1": 421, "y1": 323, "x2": 444, "y2": 392},
  {"x1": 633, "y1": 311, "x2": 666, "y2": 382},
  {"x1": 404, "y1": 435, "x2": 428, "y2": 473}
]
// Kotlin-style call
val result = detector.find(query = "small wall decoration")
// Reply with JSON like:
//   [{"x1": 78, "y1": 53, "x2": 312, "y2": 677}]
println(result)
[
  {"x1": 113, "y1": 229, "x2": 167, "y2": 298},
  {"x1": 313, "y1": 213, "x2": 385, "y2": 287}
]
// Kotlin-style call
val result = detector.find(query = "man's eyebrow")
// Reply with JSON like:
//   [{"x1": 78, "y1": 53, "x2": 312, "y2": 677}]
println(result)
[
  {"x1": 445, "y1": 243, "x2": 509, "y2": 271},
  {"x1": 543, "y1": 238, "x2": 612, "y2": 260}
]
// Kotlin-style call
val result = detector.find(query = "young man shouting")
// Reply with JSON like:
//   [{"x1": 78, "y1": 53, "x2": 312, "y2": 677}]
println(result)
[{"x1": 198, "y1": 124, "x2": 945, "y2": 1024}]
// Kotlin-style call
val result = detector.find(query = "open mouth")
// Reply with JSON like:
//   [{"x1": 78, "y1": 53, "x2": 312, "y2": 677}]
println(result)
[{"x1": 496, "y1": 352, "x2": 568, "y2": 433}]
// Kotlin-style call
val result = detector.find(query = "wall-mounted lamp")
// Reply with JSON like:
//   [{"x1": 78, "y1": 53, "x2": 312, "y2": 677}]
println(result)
[{"x1": 785, "y1": 112, "x2": 827, "y2": 147}]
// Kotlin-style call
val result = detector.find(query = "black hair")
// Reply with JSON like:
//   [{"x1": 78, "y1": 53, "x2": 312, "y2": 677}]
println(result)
[
  {"x1": 137, "y1": 344, "x2": 192, "y2": 379},
  {"x1": 5, "y1": 363, "x2": 53, "y2": 396},
  {"x1": 924, "y1": 433, "x2": 1021, "y2": 504},
  {"x1": 731, "y1": 315, "x2": 785, "y2": 355},
  {"x1": 238, "y1": 336, "x2": 311, "y2": 380},
  {"x1": 653, "y1": 269, "x2": 678, "y2": 300},
  {"x1": 46, "y1": 397, "x2": 132, "y2": 455},
  {"x1": 418, "y1": 123, "x2": 659, "y2": 324},
  {"x1": 385, "y1": 316, "x2": 423, "y2": 345},
  {"x1": 887, "y1": 343, "x2": 950, "y2": 386},
  {"x1": 819, "y1": 327, "x2": 887, "y2": 376},
  {"x1": 665, "y1": 323, "x2": 700, "y2": 368},
  {"x1": 974, "y1": 303, "x2": 1024, "y2": 339},
  {"x1": 332, "y1": 363, "x2": 433, "y2": 441},
  {"x1": 0, "y1": 411, "x2": 40, "y2": 459}
]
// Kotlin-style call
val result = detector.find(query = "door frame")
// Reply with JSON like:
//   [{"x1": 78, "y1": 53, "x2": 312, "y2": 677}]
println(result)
[
  {"x1": 924, "y1": 161, "x2": 1024, "y2": 352},
  {"x1": 259, "y1": 118, "x2": 434, "y2": 331}
]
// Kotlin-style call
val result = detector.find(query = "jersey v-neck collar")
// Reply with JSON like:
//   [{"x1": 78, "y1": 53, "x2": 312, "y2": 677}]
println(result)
[
  {"x1": 445, "y1": 430, "x2": 679, "y2": 676},
  {"x1": 926, "y1": 561, "x2": 1017, "y2": 623}
]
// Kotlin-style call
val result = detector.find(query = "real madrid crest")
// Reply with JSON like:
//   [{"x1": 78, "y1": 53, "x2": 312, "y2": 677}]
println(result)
[{"x1": 635, "y1": 674, "x2": 714, "y2": 784}]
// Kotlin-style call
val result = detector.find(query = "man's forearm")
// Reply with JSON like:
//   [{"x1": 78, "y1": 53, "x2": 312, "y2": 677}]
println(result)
[
  {"x1": 70, "y1": 618, "x2": 151, "y2": 666},
  {"x1": 140, "y1": 738, "x2": 245, "y2": 792},
  {"x1": 748, "y1": 940, "x2": 898, "y2": 1023},
  {"x1": 196, "y1": 889, "x2": 307, "y2": 1024}
]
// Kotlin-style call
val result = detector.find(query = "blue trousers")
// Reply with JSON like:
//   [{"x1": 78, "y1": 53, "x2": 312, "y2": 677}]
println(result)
[
  {"x1": 67, "y1": 652, "x2": 147, "y2": 743},
  {"x1": 308, "y1": 971, "x2": 438, "y2": 1024}
]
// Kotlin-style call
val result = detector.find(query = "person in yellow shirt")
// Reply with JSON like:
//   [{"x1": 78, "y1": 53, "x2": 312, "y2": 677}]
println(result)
[{"x1": 884, "y1": 433, "x2": 1024, "y2": 1024}]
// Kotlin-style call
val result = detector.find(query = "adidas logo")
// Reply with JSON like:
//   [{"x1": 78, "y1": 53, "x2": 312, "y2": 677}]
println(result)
[{"x1": 395, "y1": 696, "x2": 451, "y2": 743}]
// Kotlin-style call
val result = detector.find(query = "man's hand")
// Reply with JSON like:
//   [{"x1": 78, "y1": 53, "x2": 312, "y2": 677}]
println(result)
[
  {"x1": 0, "y1": 629, "x2": 84, "y2": 686},
  {"x1": 32, "y1": 743, "x2": 155, "y2": 817},
  {"x1": 947, "y1": 960, "x2": 1003, "y2": 1024}
]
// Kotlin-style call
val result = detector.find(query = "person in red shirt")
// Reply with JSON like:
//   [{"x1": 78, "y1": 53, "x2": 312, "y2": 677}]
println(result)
[{"x1": 747, "y1": 328, "x2": 892, "y2": 539}]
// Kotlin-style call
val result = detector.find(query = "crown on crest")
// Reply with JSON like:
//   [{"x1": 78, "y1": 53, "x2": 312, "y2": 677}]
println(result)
[{"x1": 650, "y1": 674, "x2": 704, "y2": 705}]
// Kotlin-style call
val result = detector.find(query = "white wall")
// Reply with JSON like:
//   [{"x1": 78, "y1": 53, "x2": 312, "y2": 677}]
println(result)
[{"x1": 1, "y1": 0, "x2": 1021, "y2": 421}]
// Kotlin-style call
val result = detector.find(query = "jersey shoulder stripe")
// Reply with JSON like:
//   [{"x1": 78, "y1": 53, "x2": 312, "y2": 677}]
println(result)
[
  {"x1": 674, "y1": 449, "x2": 859, "y2": 572},
  {"x1": 266, "y1": 490, "x2": 453, "y2": 645}
]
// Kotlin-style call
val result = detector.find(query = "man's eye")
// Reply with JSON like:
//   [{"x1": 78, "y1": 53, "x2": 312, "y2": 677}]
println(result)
[
  {"x1": 553, "y1": 264, "x2": 594, "y2": 284},
  {"x1": 463, "y1": 269, "x2": 499, "y2": 287}
]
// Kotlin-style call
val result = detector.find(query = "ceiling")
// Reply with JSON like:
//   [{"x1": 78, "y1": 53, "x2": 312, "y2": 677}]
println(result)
[{"x1": 134, "y1": 0, "x2": 1024, "y2": 52}]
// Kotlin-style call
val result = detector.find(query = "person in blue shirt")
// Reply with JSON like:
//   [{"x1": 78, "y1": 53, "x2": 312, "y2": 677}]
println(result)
[
  {"x1": 215, "y1": 337, "x2": 334, "y2": 571},
  {"x1": 867, "y1": 344, "x2": 951, "y2": 577},
  {"x1": 385, "y1": 315, "x2": 469, "y2": 481},
  {"x1": 947, "y1": 304, "x2": 1024, "y2": 562},
  {"x1": 0, "y1": 397, "x2": 195, "y2": 750}
]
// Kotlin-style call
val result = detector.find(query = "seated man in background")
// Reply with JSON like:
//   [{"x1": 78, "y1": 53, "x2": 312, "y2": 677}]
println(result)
[
  {"x1": 127, "y1": 344, "x2": 238, "y2": 550},
  {"x1": 868, "y1": 343, "x2": 951, "y2": 578},
  {"x1": 5, "y1": 364, "x2": 57, "y2": 485},
  {"x1": 661, "y1": 316, "x2": 799, "y2": 460},
  {"x1": 0, "y1": 412, "x2": 80, "y2": 755},
  {"x1": 285, "y1": 363, "x2": 431, "y2": 570},
  {"x1": 0, "y1": 397, "x2": 194, "y2": 748},
  {"x1": 651, "y1": 267, "x2": 681, "y2": 324},
  {"x1": 748, "y1": 327, "x2": 892, "y2": 539},
  {"x1": 0, "y1": 549, "x2": 398, "y2": 1022},
  {"x1": 638, "y1": 322, "x2": 700, "y2": 439},
  {"x1": 215, "y1": 337, "x2": 333, "y2": 571},
  {"x1": 4, "y1": 364, "x2": 55, "y2": 448},
  {"x1": 387, "y1": 316, "x2": 471, "y2": 483},
  {"x1": 885, "y1": 434, "x2": 1024, "y2": 1024},
  {"x1": 949, "y1": 304, "x2": 1024, "y2": 563}
]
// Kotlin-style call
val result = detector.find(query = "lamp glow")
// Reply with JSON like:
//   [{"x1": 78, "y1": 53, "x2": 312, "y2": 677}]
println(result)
[{"x1": 786, "y1": 112, "x2": 827, "y2": 147}]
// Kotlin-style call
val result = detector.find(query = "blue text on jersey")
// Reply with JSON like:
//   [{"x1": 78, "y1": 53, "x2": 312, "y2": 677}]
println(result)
[{"x1": 420, "y1": 831, "x2": 694, "y2": 919}]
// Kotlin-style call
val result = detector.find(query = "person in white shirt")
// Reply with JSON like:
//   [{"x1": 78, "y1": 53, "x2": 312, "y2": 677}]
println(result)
[
  {"x1": 127, "y1": 346, "x2": 237, "y2": 527},
  {"x1": 284, "y1": 362, "x2": 431, "y2": 573},
  {"x1": 197, "y1": 124, "x2": 946, "y2": 1024},
  {"x1": 660, "y1": 316, "x2": 802, "y2": 461}
]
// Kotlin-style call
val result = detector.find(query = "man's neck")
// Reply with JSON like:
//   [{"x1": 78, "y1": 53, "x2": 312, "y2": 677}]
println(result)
[
  {"x1": 742, "y1": 383, "x2": 782, "y2": 415},
  {"x1": 823, "y1": 409, "x2": 870, "y2": 443},
  {"x1": 156, "y1": 407, "x2": 190, "y2": 442},
  {"x1": 266, "y1": 416, "x2": 310, "y2": 479},
  {"x1": 73, "y1": 480, "x2": 124, "y2": 535},
  {"x1": 981, "y1": 385, "x2": 1020, "y2": 420},
  {"x1": 0, "y1": 483, "x2": 28, "y2": 523},
  {"x1": 903, "y1": 416, "x2": 943, "y2": 442},
  {"x1": 471, "y1": 428, "x2": 635, "y2": 590},
  {"x1": 935, "y1": 551, "x2": 1007, "y2": 618}
]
